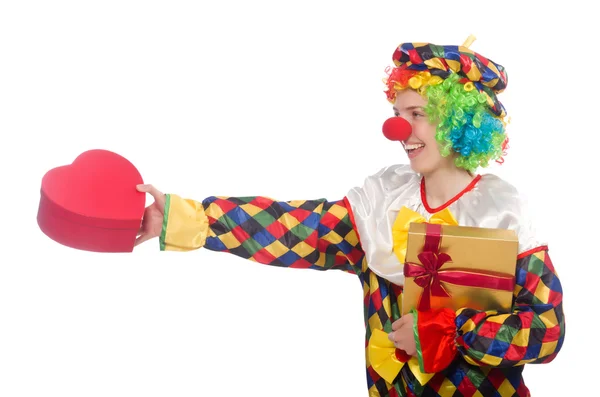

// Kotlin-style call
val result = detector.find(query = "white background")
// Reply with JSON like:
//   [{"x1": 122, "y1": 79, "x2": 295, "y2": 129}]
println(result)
[{"x1": 1, "y1": 1, "x2": 596, "y2": 396}]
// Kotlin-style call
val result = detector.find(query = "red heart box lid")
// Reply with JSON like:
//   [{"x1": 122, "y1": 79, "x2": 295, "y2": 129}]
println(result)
[{"x1": 37, "y1": 149, "x2": 146, "y2": 252}]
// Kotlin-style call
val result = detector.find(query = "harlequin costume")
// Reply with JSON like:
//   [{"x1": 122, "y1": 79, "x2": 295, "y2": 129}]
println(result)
[{"x1": 158, "y1": 38, "x2": 564, "y2": 396}]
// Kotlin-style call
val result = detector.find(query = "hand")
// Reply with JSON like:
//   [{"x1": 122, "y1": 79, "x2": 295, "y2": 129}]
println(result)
[
  {"x1": 388, "y1": 313, "x2": 416, "y2": 356},
  {"x1": 135, "y1": 184, "x2": 166, "y2": 247}
]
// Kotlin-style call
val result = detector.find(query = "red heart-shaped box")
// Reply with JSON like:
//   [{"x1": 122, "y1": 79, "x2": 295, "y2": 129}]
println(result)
[{"x1": 37, "y1": 149, "x2": 146, "y2": 252}]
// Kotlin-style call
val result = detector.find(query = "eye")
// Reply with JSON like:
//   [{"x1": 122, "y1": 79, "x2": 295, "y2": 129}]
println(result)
[
  {"x1": 412, "y1": 111, "x2": 425, "y2": 118},
  {"x1": 394, "y1": 111, "x2": 400, "y2": 117}
]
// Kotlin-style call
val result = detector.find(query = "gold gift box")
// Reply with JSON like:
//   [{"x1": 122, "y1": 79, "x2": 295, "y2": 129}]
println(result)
[{"x1": 401, "y1": 223, "x2": 518, "y2": 315}]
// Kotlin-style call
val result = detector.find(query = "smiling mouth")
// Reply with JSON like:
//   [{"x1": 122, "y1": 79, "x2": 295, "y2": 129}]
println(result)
[{"x1": 404, "y1": 143, "x2": 425, "y2": 154}]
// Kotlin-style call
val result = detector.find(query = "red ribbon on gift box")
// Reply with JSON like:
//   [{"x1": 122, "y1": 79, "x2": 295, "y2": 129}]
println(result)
[{"x1": 403, "y1": 223, "x2": 514, "y2": 312}]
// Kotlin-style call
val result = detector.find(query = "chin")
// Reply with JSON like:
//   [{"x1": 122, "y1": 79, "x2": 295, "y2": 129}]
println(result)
[
  {"x1": 408, "y1": 160, "x2": 434, "y2": 175},
  {"x1": 409, "y1": 153, "x2": 455, "y2": 176}
]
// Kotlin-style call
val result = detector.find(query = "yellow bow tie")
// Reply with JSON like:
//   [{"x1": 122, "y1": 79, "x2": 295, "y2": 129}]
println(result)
[
  {"x1": 392, "y1": 206, "x2": 458, "y2": 264},
  {"x1": 367, "y1": 329, "x2": 434, "y2": 386}
]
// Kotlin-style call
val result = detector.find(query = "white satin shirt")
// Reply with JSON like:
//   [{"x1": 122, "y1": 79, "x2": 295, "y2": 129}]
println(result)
[{"x1": 345, "y1": 164, "x2": 545, "y2": 286}]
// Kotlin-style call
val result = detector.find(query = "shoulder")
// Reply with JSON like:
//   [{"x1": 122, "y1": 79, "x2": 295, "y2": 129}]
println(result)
[
  {"x1": 345, "y1": 164, "x2": 419, "y2": 214},
  {"x1": 476, "y1": 173, "x2": 521, "y2": 208},
  {"x1": 475, "y1": 173, "x2": 532, "y2": 218},
  {"x1": 355, "y1": 163, "x2": 419, "y2": 193},
  {"x1": 474, "y1": 173, "x2": 547, "y2": 253}
]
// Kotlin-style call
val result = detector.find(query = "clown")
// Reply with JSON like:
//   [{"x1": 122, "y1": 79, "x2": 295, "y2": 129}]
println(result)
[{"x1": 135, "y1": 36, "x2": 564, "y2": 397}]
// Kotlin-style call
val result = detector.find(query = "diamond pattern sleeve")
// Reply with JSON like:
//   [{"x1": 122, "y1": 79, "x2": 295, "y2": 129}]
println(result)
[
  {"x1": 455, "y1": 248, "x2": 565, "y2": 367},
  {"x1": 159, "y1": 193, "x2": 365, "y2": 273},
  {"x1": 412, "y1": 247, "x2": 565, "y2": 376}
]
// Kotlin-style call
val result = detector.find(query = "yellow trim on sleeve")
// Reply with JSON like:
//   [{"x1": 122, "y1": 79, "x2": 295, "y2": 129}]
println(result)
[{"x1": 160, "y1": 194, "x2": 209, "y2": 251}]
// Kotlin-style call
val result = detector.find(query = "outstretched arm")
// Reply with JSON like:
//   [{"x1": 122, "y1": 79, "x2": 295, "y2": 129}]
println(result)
[{"x1": 159, "y1": 193, "x2": 365, "y2": 273}]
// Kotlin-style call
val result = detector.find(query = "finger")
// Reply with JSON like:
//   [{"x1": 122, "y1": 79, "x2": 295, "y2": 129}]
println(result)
[
  {"x1": 392, "y1": 317, "x2": 406, "y2": 331},
  {"x1": 138, "y1": 218, "x2": 145, "y2": 235},
  {"x1": 134, "y1": 232, "x2": 154, "y2": 247},
  {"x1": 388, "y1": 330, "x2": 397, "y2": 343},
  {"x1": 137, "y1": 184, "x2": 166, "y2": 210},
  {"x1": 395, "y1": 340, "x2": 404, "y2": 351},
  {"x1": 136, "y1": 184, "x2": 163, "y2": 199},
  {"x1": 390, "y1": 334, "x2": 403, "y2": 350},
  {"x1": 136, "y1": 183, "x2": 154, "y2": 195}
]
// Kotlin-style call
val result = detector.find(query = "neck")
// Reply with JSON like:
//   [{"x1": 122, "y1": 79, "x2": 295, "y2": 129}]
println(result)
[{"x1": 422, "y1": 165, "x2": 475, "y2": 209}]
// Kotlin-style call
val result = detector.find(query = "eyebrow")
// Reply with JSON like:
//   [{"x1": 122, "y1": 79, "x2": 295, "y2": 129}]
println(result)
[{"x1": 393, "y1": 106, "x2": 425, "y2": 111}]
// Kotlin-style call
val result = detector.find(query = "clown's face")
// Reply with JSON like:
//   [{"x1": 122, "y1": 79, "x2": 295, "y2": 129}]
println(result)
[{"x1": 393, "y1": 89, "x2": 456, "y2": 176}]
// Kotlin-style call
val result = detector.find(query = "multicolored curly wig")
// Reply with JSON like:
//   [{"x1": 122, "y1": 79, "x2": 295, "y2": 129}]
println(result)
[{"x1": 384, "y1": 36, "x2": 510, "y2": 172}]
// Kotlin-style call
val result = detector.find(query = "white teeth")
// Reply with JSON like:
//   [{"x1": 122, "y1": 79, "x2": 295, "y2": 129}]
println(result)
[{"x1": 405, "y1": 143, "x2": 425, "y2": 151}]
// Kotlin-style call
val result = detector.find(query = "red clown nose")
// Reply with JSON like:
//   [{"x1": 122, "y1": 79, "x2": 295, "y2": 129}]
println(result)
[{"x1": 382, "y1": 117, "x2": 412, "y2": 142}]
